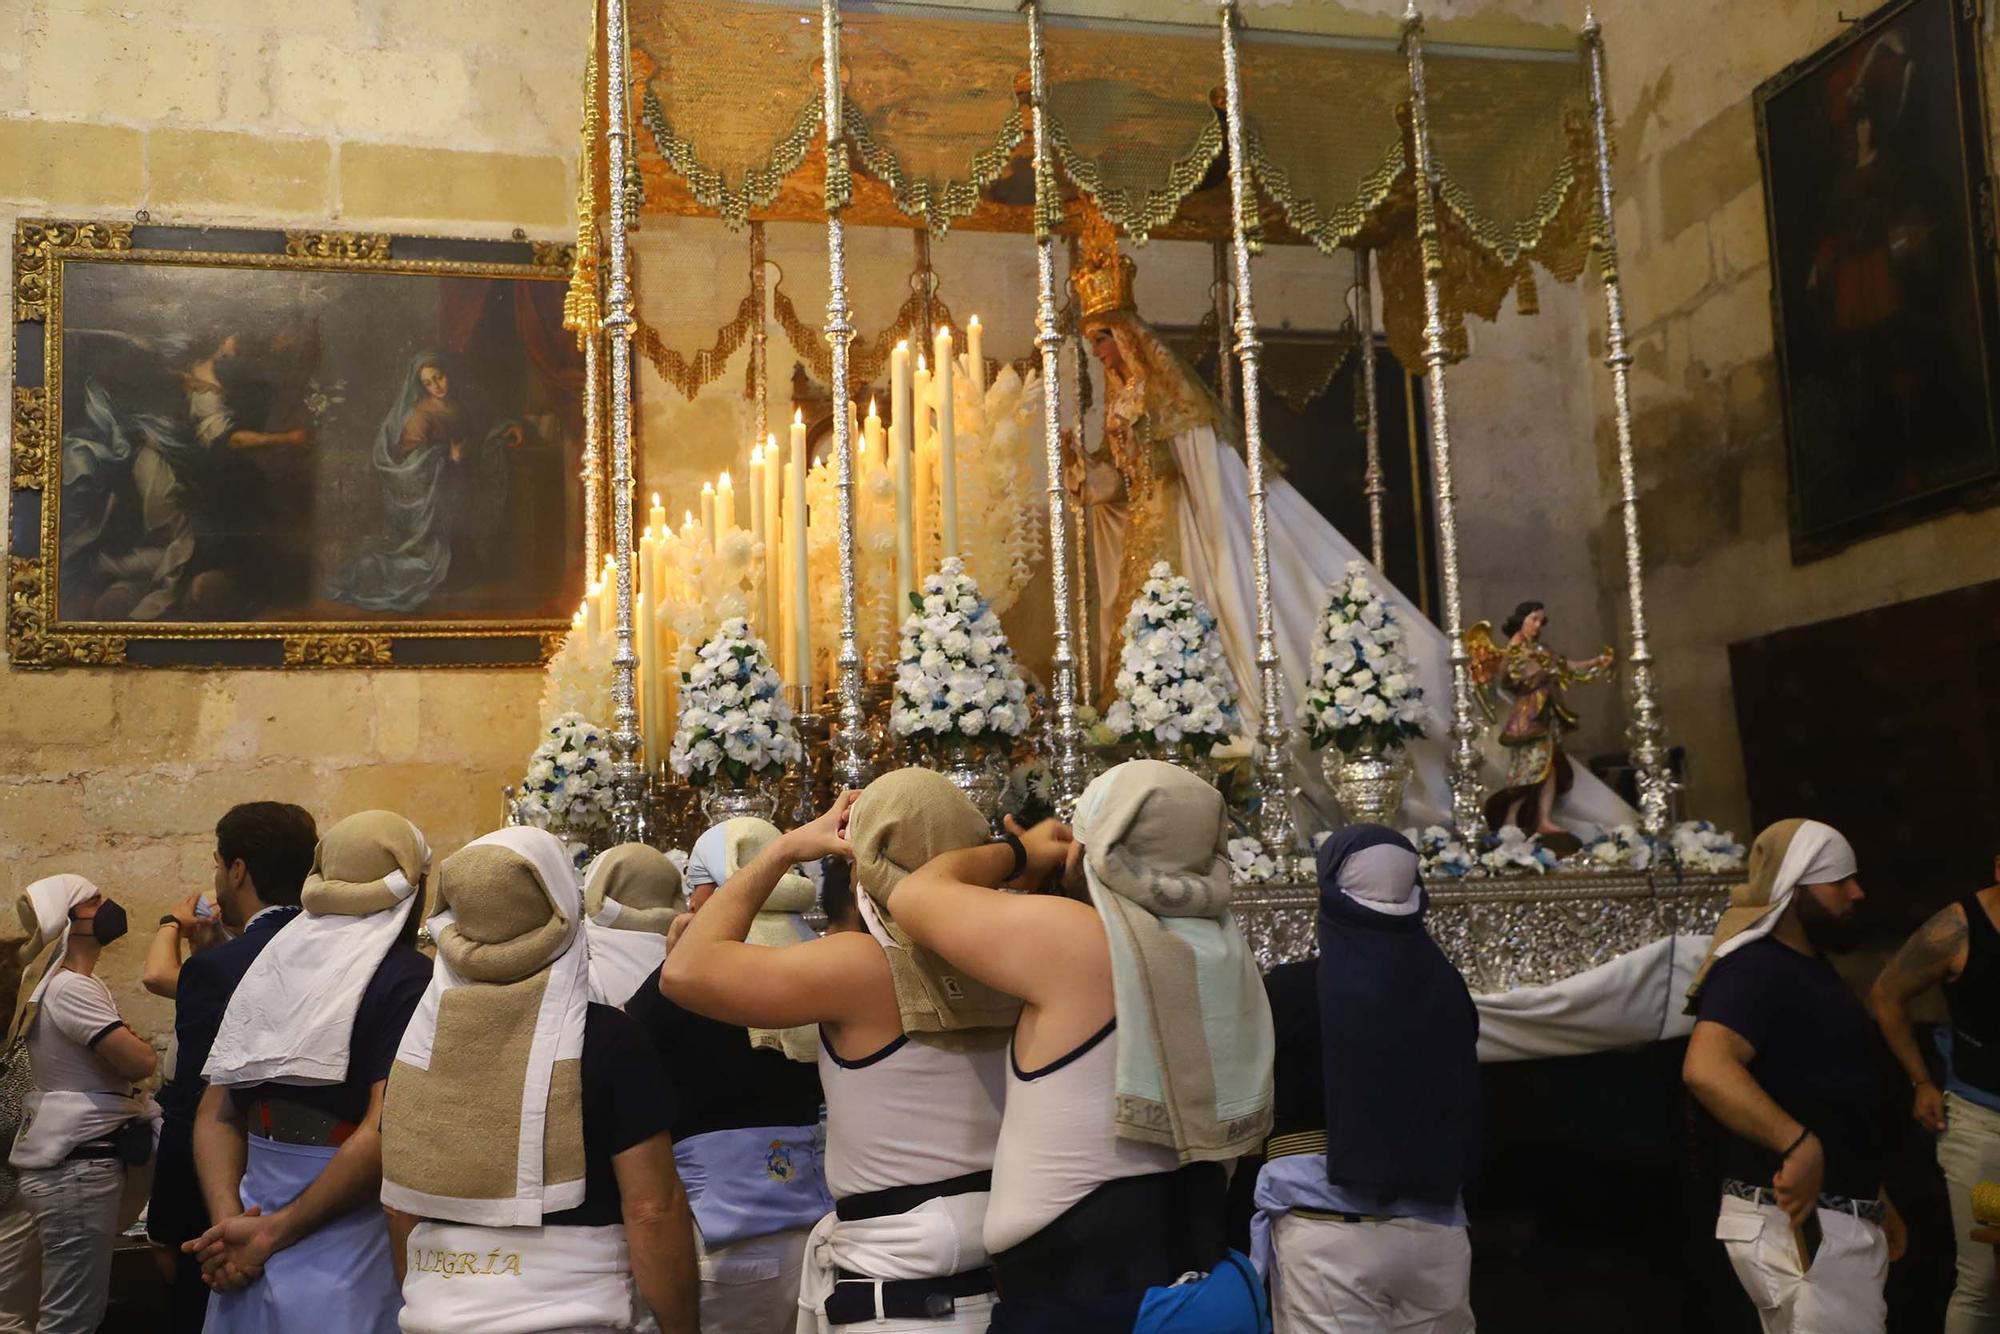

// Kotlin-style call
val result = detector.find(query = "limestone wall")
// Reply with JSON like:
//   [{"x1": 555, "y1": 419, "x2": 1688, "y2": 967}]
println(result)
[
  {"x1": 0, "y1": 0, "x2": 590, "y2": 1034},
  {"x1": 1582, "y1": 0, "x2": 2000, "y2": 829}
]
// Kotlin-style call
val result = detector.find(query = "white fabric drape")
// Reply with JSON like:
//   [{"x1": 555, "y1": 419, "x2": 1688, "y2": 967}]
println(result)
[{"x1": 1473, "y1": 934, "x2": 1710, "y2": 1063}]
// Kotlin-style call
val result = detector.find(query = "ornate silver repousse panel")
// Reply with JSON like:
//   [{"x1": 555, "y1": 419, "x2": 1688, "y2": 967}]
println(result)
[{"x1": 1233, "y1": 870, "x2": 1734, "y2": 993}]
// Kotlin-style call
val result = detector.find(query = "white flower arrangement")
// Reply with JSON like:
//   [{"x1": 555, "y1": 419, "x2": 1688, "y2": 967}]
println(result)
[
  {"x1": 1580, "y1": 824, "x2": 1658, "y2": 871},
  {"x1": 1405, "y1": 825, "x2": 1477, "y2": 880},
  {"x1": 1102, "y1": 562, "x2": 1240, "y2": 756},
  {"x1": 669, "y1": 617, "x2": 802, "y2": 786},
  {"x1": 891, "y1": 557, "x2": 1030, "y2": 748},
  {"x1": 1303, "y1": 562, "x2": 1428, "y2": 753},
  {"x1": 1228, "y1": 836, "x2": 1282, "y2": 884},
  {"x1": 538, "y1": 625, "x2": 615, "y2": 733},
  {"x1": 1669, "y1": 821, "x2": 1747, "y2": 873},
  {"x1": 517, "y1": 713, "x2": 615, "y2": 832},
  {"x1": 1478, "y1": 826, "x2": 1561, "y2": 875}
]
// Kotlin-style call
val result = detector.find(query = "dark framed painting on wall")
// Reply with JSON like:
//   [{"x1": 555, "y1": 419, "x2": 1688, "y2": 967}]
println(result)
[
  {"x1": 1754, "y1": 0, "x2": 2000, "y2": 562},
  {"x1": 10, "y1": 222, "x2": 586, "y2": 668}
]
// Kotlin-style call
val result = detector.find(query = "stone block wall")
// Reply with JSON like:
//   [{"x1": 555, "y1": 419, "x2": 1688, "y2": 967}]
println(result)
[{"x1": 0, "y1": 0, "x2": 589, "y2": 1032}]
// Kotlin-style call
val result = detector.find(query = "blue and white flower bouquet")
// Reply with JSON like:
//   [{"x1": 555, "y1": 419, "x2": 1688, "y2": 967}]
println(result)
[
  {"x1": 891, "y1": 557, "x2": 1030, "y2": 748},
  {"x1": 1102, "y1": 561, "x2": 1240, "y2": 757},
  {"x1": 669, "y1": 617, "x2": 802, "y2": 786},
  {"x1": 1303, "y1": 561, "x2": 1428, "y2": 754},
  {"x1": 518, "y1": 713, "x2": 614, "y2": 831}
]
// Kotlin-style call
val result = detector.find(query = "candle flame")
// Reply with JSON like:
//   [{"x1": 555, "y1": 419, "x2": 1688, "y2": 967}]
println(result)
[
  {"x1": 768, "y1": 433, "x2": 778, "y2": 450},
  {"x1": 720, "y1": 470, "x2": 732, "y2": 488},
  {"x1": 916, "y1": 353, "x2": 927, "y2": 372},
  {"x1": 650, "y1": 490, "x2": 660, "y2": 506},
  {"x1": 895, "y1": 338, "x2": 908, "y2": 351},
  {"x1": 749, "y1": 443, "x2": 762, "y2": 465},
  {"x1": 684, "y1": 510, "x2": 694, "y2": 528},
  {"x1": 793, "y1": 407, "x2": 804, "y2": 425},
  {"x1": 867, "y1": 396, "x2": 878, "y2": 417},
  {"x1": 968, "y1": 314, "x2": 980, "y2": 329},
  {"x1": 702, "y1": 480, "x2": 715, "y2": 495}
]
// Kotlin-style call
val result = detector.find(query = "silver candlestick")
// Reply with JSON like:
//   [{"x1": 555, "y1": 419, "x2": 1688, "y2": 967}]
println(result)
[
  {"x1": 1403, "y1": 3, "x2": 1486, "y2": 840},
  {"x1": 1217, "y1": 0, "x2": 1295, "y2": 855},
  {"x1": 1355, "y1": 247, "x2": 1387, "y2": 573},
  {"x1": 820, "y1": 0, "x2": 871, "y2": 794},
  {"x1": 1583, "y1": 9, "x2": 1673, "y2": 835},
  {"x1": 1025, "y1": 0, "x2": 1086, "y2": 820},
  {"x1": 602, "y1": 0, "x2": 642, "y2": 842}
]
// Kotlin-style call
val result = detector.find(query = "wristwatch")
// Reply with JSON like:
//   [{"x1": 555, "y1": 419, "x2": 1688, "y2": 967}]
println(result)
[{"x1": 158, "y1": 914, "x2": 180, "y2": 929}]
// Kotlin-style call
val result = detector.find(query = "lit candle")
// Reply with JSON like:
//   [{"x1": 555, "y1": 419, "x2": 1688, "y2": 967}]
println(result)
[
  {"x1": 934, "y1": 324, "x2": 958, "y2": 557},
  {"x1": 789, "y1": 409, "x2": 811, "y2": 700},
  {"x1": 762, "y1": 433, "x2": 781, "y2": 644},
  {"x1": 966, "y1": 315, "x2": 985, "y2": 400},
  {"x1": 583, "y1": 582, "x2": 602, "y2": 643},
  {"x1": 700, "y1": 482, "x2": 717, "y2": 552},
  {"x1": 716, "y1": 470, "x2": 736, "y2": 539},
  {"x1": 748, "y1": 445, "x2": 766, "y2": 634},
  {"x1": 863, "y1": 396, "x2": 885, "y2": 480},
  {"x1": 649, "y1": 491, "x2": 667, "y2": 534}
]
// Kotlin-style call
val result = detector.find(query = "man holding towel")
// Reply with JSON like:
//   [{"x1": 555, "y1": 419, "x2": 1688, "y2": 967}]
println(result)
[
  {"x1": 8, "y1": 875, "x2": 157, "y2": 1334},
  {"x1": 629, "y1": 822, "x2": 832, "y2": 1332},
  {"x1": 151, "y1": 801, "x2": 318, "y2": 1334},
  {"x1": 660, "y1": 774, "x2": 1010, "y2": 1332},
  {"x1": 1254, "y1": 826, "x2": 1479, "y2": 1333},
  {"x1": 381, "y1": 826, "x2": 698, "y2": 1334},
  {"x1": 189, "y1": 810, "x2": 434, "y2": 1331},
  {"x1": 893, "y1": 759, "x2": 1273, "y2": 1333},
  {"x1": 1683, "y1": 819, "x2": 1904, "y2": 1334}
]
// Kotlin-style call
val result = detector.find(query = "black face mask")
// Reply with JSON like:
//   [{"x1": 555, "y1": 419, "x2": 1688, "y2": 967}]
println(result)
[{"x1": 89, "y1": 901, "x2": 129, "y2": 947}]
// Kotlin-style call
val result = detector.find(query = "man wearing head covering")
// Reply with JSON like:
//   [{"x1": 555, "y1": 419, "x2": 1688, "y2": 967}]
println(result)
[
  {"x1": 149, "y1": 801, "x2": 319, "y2": 1334},
  {"x1": 380, "y1": 826, "x2": 698, "y2": 1333},
  {"x1": 8, "y1": 875, "x2": 158, "y2": 1334},
  {"x1": 1252, "y1": 825, "x2": 1479, "y2": 1333},
  {"x1": 659, "y1": 778, "x2": 1009, "y2": 1332},
  {"x1": 584, "y1": 844, "x2": 685, "y2": 1008},
  {"x1": 623, "y1": 825, "x2": 830, "y2": 1333},
  {"x1": 891, "y1": 759, "x2": 1273, "y2": 1333},
  {"x1": 1683, "y1": 819, "x2": 1904, "y2": 1334},
  {"x1": 185, "y1": 811, "x2": 435, "y2": 1332}
]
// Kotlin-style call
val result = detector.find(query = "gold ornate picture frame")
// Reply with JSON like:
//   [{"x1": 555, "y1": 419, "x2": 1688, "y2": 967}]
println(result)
[{"x1": 10, "y1": 221, "x2": 584, "y2": 669}]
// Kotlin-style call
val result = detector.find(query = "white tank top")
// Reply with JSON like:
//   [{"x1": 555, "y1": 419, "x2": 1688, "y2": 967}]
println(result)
[
  {"x1": 983, "y1": 1020, "x2": 1181, "y2": 1254},
  {"x1": 818, "y1": 1028, "x2": 1007, "y2": 1201}
]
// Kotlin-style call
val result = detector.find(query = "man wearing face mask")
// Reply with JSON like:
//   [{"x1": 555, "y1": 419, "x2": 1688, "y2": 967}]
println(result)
[
  {"x1": 7, "y1": 875, "x2": 158, "y2": 1334},
  {"x1": 1683, "y1": 819, "x2": 1905, "y2": 1334}
]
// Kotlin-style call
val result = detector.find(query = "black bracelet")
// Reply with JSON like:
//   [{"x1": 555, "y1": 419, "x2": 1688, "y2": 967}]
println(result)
[
  {"x1": 158, "y1": 914, "x2": 180, "y2": 929},
  {"x1": 995, "y1": 831, "x2": 1027, "y2": 883},
  {"x1": 1783, "y1": 1128, "x2": 1811, "y2": 1158}
]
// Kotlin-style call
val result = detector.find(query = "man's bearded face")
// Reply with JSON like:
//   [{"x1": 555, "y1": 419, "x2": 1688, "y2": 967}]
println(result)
[{"x1": 1794, "y1": 877, "x2": 1864, "y2": 953}]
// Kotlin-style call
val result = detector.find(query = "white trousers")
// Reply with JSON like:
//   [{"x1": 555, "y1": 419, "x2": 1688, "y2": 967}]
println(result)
[
  {"x1": 1940, "y1": 1093, "x2": 2000, "y2": 1334},
  {"x1": 1268, "y1": 1212, "x2": 1473, "y2": 1334},
  {"x1": 810, "y1": 1291, "x2": 994, "y2": 1333},
  {"x1": 698, "y1": 1227, "x2": 810, "y2": 1334},
  {"x1": 1715, "y1": 1193, "x2": 1887, "y2": 1334},
  {"x1": 0, "y1": 1198, "x2": 40, "y2": 1334}
]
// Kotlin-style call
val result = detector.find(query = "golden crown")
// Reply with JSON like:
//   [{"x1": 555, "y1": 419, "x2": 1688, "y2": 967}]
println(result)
[{"x1": 1070, "y1": 205, "x2": 1136, "y2": 319}]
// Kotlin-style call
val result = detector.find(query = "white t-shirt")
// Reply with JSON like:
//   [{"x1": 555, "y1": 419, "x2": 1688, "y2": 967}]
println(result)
[{"x1": 9, "y1": 968, "x2": 147, "y2": 1169}]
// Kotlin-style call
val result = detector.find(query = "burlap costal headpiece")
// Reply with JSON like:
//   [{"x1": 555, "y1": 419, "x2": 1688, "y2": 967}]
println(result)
[
  {"x1": 585, "y1": 843, "x2": 685, "y2": 934},
  {"x1": 1683, "y1": 817, "x2": 1857, "y2": 1014},
  {"x1": 301, "y1": 810, "x2": 429, "y2": 917},
  {"x1": 1074, "y1": 759, "x2": 1273, "y2": 1162},
  {"x1": 381, "y1": 828, "x2": 589, "y2": 1225},
  {"x1": 852, "y1": 768, "x2": 1020, "y2": 1049}
]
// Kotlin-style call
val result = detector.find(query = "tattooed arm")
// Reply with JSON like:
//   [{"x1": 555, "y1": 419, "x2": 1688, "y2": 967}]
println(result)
[{"x1": 1869, "y1": 902, "x2": 1968, "y2": 1132}]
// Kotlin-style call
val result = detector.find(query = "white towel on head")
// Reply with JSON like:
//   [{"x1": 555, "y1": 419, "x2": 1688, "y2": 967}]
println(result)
[
  {"x1": 1706, "y1": 819, "x2": 1856, "y2": 968},
  {"x1": 585, "y1": 899, "x2": 668, "y2": 1009},
  {"x1": 684, "y1": 824, "x2": 730, "y2": 892},
  {"x1": 14, "y1": 875, "x2": 98, "y2": 1022}
]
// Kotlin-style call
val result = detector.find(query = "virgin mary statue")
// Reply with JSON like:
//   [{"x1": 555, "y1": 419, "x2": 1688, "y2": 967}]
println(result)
[
  {"x1": 1063, "y1": 210, "x2": 1633, "y2": 833},
  {"x1": 326, "y1": 353, "x2": 513, "y2": 613}
]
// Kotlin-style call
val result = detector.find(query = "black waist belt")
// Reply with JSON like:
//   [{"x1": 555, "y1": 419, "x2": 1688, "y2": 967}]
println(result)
[
  {"x1": 825, "y1": 1266, "x2": 994, "y2": 1326},
  {"x1": 250, "y1": 1097, "x2": 353, "y2": 1148},
  {"x1": 995, "y1": 1163, "x2": 1227, "y2": 1304},
  {"x1": 835, "y1": 1169, "x2": 992, "y2": 1222},
  {"x1": 65, "y1": 1139, "x2": 120, "y2": 1162}
]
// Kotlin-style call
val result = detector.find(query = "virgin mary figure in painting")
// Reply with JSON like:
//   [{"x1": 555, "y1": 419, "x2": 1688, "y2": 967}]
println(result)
[
  {"x1": 1467, "y1": 601, "x2": 1614, "y2": 848},
  {"x1": 325, "y1": 352, "x2": 519, "y2": 613},
  {"x1": 1060, "y1": 204, "x2": 1635, "y2": 834}
]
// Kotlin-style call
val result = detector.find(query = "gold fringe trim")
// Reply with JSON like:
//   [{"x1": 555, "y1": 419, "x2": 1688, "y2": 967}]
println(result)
[
  {"x1": 634, "y1": 290, "x2": 759, "y2": 399},
  {"x1": 1046, "y1": 113, "x2": 1224, "y2": 244}
]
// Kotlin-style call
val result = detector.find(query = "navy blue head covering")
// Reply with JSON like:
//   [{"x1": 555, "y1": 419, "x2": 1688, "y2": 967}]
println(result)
[{"x1": 1315, "y1": 823, "x2": 1481, "y2": 1205}]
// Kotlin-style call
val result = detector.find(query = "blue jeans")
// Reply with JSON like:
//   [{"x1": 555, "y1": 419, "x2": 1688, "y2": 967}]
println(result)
[{"x1": 16, "y1": 1157, "x2": 124, "y2": 1334}]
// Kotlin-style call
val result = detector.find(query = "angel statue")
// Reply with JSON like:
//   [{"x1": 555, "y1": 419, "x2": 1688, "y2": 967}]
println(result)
[
  {"x1": 1059, "y1": 201, "x2": 1638, "y2": 834},
  {"x1": 1467, "y1": 600, "x2": 1616, "y2": 848}
]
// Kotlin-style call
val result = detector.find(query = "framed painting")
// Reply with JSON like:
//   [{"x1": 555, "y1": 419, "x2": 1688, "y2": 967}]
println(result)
[
  {"x1": 1754, "y1": 0, "x2": 2000, "y2": 561},
  {"x1": 9, "y1": 222, "x2": 587, "y2": 668}
]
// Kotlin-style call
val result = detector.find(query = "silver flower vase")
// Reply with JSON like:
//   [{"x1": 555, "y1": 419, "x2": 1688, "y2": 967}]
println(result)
[
  {"x1": 1326, "y1": 737, "x2": 1411, "y2": 828},
  {"x1": 700, "y1": 767, "x2": 781, "y2": 825},
  {"x1": 940, "y1": 738, "x2": 1008, "y2": 822}
]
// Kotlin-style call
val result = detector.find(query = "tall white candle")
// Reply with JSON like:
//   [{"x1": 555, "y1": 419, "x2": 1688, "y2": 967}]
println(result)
[
  {"x1": 638, "y1": 526, "x2": 659, "y2": 771},
  {"x1": 648, "y1": 491, "x2": 667, "y2": 534},
  {"x1": 716, "y1": 470, "x2": 736, "y2": 540},
  {"x1": 934, "y1": 325, "x2": 958, "y2": 557},
  {"x1": 748, "y1": 446, "x2": 766, "y2": 634},
  {"x1": 863, "y1": 397, "x2": 884, "y2": 479},
  {"x1": 789, "y1": 409, "x2": 811, "y2": 700},
  {"x1": 889, "y1": 343, "x2": 914, "y2": 614},
  {"x1": 967, "y1": 315, "x2": 985, "y2": 400},
  {"x1": 583, "y1": 582, "x2": 602, "y2": 644},
  {"x1": 700, "y1": 482, "x2": 717, "y2": 552},
  {"x1": 762, "y1": 433, "x2": 781, "y2": 645}
]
